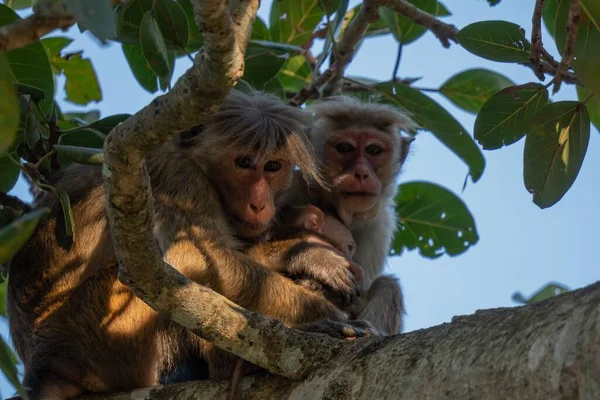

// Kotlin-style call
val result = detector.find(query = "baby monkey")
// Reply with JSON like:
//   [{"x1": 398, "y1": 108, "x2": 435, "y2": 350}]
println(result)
[
  {"x1": 249, "y1": 204, "x2": 364, "y2": 297},
  {"x1": 227, "y1": 205, "x2": 365, "y2": 399}
]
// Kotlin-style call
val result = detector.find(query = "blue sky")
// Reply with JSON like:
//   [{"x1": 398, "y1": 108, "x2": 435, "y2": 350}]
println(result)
[{"x1": 2, "y1": 0, "x2": 599, "y2": 396}]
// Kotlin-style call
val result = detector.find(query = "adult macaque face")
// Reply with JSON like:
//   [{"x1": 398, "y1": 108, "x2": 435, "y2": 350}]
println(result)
[
  {"x1": 214, "y1": 150, "x2": 293, "y2": 238},
  {"x1": 323, "y1": 128, "x2": 393, "y2": 214}
]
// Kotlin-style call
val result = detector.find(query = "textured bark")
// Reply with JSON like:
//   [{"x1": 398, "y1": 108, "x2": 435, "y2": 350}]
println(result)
[{"x1": 84, "y1": 280, "x2": 600, "y2": 400}]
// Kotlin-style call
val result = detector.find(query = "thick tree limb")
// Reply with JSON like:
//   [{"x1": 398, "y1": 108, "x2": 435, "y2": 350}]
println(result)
[
  {"x1": 102, "y1": 0, "x2": 348, "y2": 380},
  {"x1": 86, "y1": 280, "x2": 600, "y2": 400},
  {"x1": 0, "y1": 1, "x2": 75, "y2": 53}
]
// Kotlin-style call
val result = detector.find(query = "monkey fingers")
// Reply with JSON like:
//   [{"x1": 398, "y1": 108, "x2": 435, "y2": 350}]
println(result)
[
  {"x1": 296, "y1": 319, "x2": 382, "y2": 340},
  {"x1": 285, "y1": 243, "x2": 361, "y2": 308}
]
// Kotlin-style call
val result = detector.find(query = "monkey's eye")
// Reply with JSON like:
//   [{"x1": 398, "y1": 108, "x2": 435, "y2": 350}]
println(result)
[
  {"x1": 264, "y1": 160, "x2": 282, "y2": 172},
  {"x1": 335, "y1": 142, "x2": 355, "y2": 154},
  {"x1": 365, "y1": 144, "x2": 384, "y2": 155},
  {"x1": 235, "y1": 156, "x2": 255, "y2": 169},
  {"x1": 347, "y1": 243, "x2": 355, "y2": 254}
]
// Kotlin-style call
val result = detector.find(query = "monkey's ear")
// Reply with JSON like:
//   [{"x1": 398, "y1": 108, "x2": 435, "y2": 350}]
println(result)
[
  {"x1": 300, "y1": 204, "x2": 325, "y2": 233},
  {"x1": 399, "y1": 135, "x2": 414, "y2": 165}
]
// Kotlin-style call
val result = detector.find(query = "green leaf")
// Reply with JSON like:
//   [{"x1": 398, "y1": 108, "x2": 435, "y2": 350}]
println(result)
[
  {"x1": 243, "y1": 45, "x2": 288, "y2": 89},
  {"x1": 140, "y1": 12, "x2": 170, "y2": 79},
  {"x1": 270, "y1": 0, "x2": 334, "y2": 45},
  {"x1": 23, "y1": 103, "x2": 41, "y2": 149},
  {"x1": 88, "y1": 114, "x2": 131, "y2": 134},
  {"x1": 0, "y1": 54, "x2": 19, "y2": 153},
  {"x1": 263, "y1": 78, "x2": 287, "y2": 100},
  {"x1": 474, "y1": 83, "x2": 549, "y2": 150},
  {"x1": 57, "y1": 189, "x2": 75, "y2": 238},
  {"x1": 155, "y1": 0, "x2": 189, "y2": 48},
  {"x1": 0, "y1": 281, "x2": 6, "y2": 316},
  {"x1": 0, "y1": 208, "x2": 47, "y2": 265},
  {"x1": 436, "y1": 1, "x2": 451, "y2": 16},
  {"x1": 439, "y1": 68, "x2": 514, "y2": 114},
  {"x1": 457, "y1": 20, "x2": 531, "y2": 63},
  {"x1": 555, "y1": 0, "x2": 600, "y2": 96},
  {"x1": 524, "y1": 101, "x2": 590, "y2": 209},
  {"x1": 0, "y1": 5, "x2": 55, "y2": 115},
  {"x1": 64, "y1": 110, "x2": 101, "y2": 124},
  {"x1": 65, "y1": 0, "x2": 117, "y2": 42},
  {"x1": 277, "y1": 55, "x2": 312, "y2": 92},
  {"x1": 55, "y1": 145, "x2": 103, "y2": 166},
  {"x1": 45, "y1": 41, "x2": 102, "y2": 106},
  {"x1": 15, "y1": 83, "x2": 46, "y2": 103},
  {"x1": 392, "y1": 181, "x2": 478, "y2": 258},
  {"x1": 512, "y1": 283, "x2": 569, "y2": 304},
  {"x1": 379, "y1": 7, "x2": 403, "y2": 42},
  {"x1": 577, "y1": 88, "x2": 600, "y2": 132},
  {"x1": 542, "y1": 0, "x2": 560, "y2": 38},
  {"x1": 122, "y1": 43, "x2": 158, "y2": 93},
  {"x1": 390, "y1": 0, "x2": 438, "y2": 45},
  {"x1": 375, "y1": 82, "x2": 486, "y2": 182},
  {"x1": 0, "y1": 335, "x2": 26, "y2": 398},
  {"x1": 251, "y1": 16, "x2": 271, "y2": 40},
  {"x1": 0, "y1": 152, "x2": 19, "y2": 193},
  {"x1": 316, "y1": 0, "x2": 349, "y2": 69},
  {"x1": 58, "y1": 129, "x2": 105, "y2": 168},
  {"x1": 4, "y1": 0, "x2": 34, "y2": 10},
  {"x1": 117, "y1": 0, "x2": 202, "y2": 51}
]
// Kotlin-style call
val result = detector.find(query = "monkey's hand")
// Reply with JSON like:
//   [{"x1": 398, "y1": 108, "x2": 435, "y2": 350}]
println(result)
[
  {"x1": 296, "y1": 319, "x2": 382, "y2": 339},
  {"x1": 284, "y1": 242, "x2": 362, "y2": 308}
]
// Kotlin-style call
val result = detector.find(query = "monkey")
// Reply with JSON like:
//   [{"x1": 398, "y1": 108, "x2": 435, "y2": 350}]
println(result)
[
  {"x1": 279, "y1": 95, "x2": 418, "y2": 336},
  {"x1": 6, "y1": 90, "x2": 374, "y2": 400}
]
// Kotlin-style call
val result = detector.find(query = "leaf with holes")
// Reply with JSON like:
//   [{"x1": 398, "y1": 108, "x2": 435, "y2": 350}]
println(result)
[
  {"x1": 440, "y1": 68, "x2": 514, "y2": 114},
  {"x1": 140, "y1": 12, "x2": 170, "y2": 79},
  {"x1": 524, "y1": 101, "x2": 590, "y2": 209},
  {"x1": 0, "y1": 5, "x2": 54, "y2": 115},
  {"x1": 270, "y1": 0, "x2": 336, "y2": 45},
  {"x1": 474, "y1": 83, "x2": 548, "y2": 150},
  {"x1": 391, "y1": 181, "x2": 478, "y2": 258},
  {"x1": 375, "y1": 82, "x2": 485, "y2": 182},
  {"x1": 577, "y1": 87, "x2": 600, "y2": 132},
  {"x1": 48, "y1": 50, "x2": 102, "y2": 106},
  {"x1": 122, "y1": 43, "x2": 158, "y2": 93},
  {"x1": 457, "y1": 20, "x2": 531, "y2": 63},
  {"x1": 65, "y1": 0, "x2": 117, "y2": 42},
  {"x1": 0, "y1": 54, "x2": 19, "y2": 153}
]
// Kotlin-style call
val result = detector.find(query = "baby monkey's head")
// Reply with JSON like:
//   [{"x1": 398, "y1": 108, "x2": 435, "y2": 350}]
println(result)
[{"x1": 284, "y1": 204, "x2": 356, "y2": 259}]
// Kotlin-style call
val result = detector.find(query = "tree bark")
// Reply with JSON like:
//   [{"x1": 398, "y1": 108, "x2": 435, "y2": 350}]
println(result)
[{"x1": 82, "y1": 280, "x2": 600, "y2": 400}]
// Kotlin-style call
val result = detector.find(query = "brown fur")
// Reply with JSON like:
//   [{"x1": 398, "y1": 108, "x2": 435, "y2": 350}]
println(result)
[
  {"x1": 281, "y1": 95, "x2": 417, "y2": 335},
  {"x1": 7, "y1": 91, "x2": 365, "y2": 400}
]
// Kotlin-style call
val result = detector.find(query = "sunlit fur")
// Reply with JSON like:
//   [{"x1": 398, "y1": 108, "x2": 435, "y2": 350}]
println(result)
[{"x1": 6, "y1": 90, "x2": 348, "y2": 400}]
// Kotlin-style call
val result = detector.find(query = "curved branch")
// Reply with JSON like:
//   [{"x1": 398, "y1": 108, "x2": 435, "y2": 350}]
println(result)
[{"x1": 102, "y1": 0, "x2": 341, "y2": 381}]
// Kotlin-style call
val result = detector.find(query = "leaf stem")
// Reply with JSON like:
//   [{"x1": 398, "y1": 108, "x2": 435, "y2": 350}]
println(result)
[
  {"x1": 391, "y1": 43, "x2": 403, "y2": 80},
  {"x1": 35, "y1": 149, "x2": 57, "y2": 170},
  {"x1": 582, "y1": 93, "x2": 596, "y2": 105},
  {"x1": 6, "y1": 154, "x2": 26, "y2": 172},
  {"x1": 411, "y1": 86, "x2": 439, "y2": 92}
]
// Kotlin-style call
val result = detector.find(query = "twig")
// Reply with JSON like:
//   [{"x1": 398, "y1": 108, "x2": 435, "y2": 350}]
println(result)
[
  {"x1": 382, "y1": 0, "x2": 459, "y2": 48},
  {"x1": 391, "y1": 43, "x2": 403, "y2": 80},
  {"x1": 518, "y1": 59, "x2": 583, "y2": 86},
  {"x1": 554, "y1": 0, "x2": 580, "y2": 94},
  {"x1": 530, "y1": 0, "x2": 545, "y2": 80},
  {"x1": 0, "y1": 0, "x2": 75, "y2": 52}
]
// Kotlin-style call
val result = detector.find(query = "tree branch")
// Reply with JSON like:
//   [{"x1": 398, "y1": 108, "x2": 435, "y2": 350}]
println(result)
[
  {"x1": 102, "y1": 0, "x2": 344, "y2": 381},
  {"x1": 382, "y1": 0, "x2": 459, "y2": 48},
  {"x1": 529, "y1": 0, "x2": 545, "y2": 80},
  {"x1": 554, "y1": 0, "x2": 580, "y2": 93},
  {"x1": 85, "y1": 280, "x2": 600, "y2": 399},
  {"x1": 0, "y1": 0, "x2": 75, "y2": 53}
]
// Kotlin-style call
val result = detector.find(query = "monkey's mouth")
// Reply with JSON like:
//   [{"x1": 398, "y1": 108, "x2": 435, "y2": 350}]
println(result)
[
  {"x1": 232, "y1": 214, "x2": 267, "y2": 231},
  {"x1": 340, "y1": 191, "x2": 377, "y2": 198}
]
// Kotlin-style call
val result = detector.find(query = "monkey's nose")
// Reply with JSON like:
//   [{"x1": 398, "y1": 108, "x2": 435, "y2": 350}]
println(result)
[{"x1": 249, "y1": 203, "x2": 266, "y2": 214}]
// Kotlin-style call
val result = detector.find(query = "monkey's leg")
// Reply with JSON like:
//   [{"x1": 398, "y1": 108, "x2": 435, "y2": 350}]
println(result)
[{"x1": 354, "y1": 275, "x2": 404, "y2": 335}]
